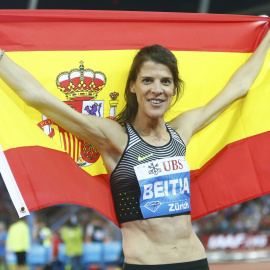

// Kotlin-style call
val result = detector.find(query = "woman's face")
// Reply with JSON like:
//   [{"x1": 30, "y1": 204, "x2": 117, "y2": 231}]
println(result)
[{"x1": 130, "y1": 61, "x2": 175, "y2": 120}]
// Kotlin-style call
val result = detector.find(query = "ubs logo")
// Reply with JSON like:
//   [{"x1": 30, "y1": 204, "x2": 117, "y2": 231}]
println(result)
[{"x1": 162, "y1": 159, "x2": 183, "y2": 172}]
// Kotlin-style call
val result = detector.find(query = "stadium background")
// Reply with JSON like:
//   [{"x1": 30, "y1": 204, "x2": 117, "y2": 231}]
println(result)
[{"x1": 1, "y1": 1, "x2": 270, "y2": 269}]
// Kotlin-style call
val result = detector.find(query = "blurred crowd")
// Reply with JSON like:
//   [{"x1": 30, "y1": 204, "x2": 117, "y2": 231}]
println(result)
[
  {"x1": 192, "y1": 194, "x2": 270, "y2": 236},
  {"x1": 0, "y1": 209, "x2": 123, "y2": 270}
]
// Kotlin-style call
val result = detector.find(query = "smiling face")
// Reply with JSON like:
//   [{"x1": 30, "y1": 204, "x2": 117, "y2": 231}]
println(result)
[
  {"x1": 130, "y1": 61, "x2": 175, "y2": 121},
  {"x1": 116, "y1": 45, "x2": 184, "y2": 126}
]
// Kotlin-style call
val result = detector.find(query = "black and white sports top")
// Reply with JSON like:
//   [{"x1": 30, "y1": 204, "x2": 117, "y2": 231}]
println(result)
[{"x1": 110, "y1": 123, "x2": 191, "y2": 224}]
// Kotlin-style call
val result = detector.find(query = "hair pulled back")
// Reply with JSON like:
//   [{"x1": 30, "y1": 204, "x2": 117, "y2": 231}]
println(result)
[{"x1": 117, "y1": 44, "x2": 184, "y2": 125}]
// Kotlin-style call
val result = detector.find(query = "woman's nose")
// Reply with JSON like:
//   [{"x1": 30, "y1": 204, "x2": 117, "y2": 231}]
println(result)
[{"x1": 151, "y1": 82, "x2": 162, "y2": 94}]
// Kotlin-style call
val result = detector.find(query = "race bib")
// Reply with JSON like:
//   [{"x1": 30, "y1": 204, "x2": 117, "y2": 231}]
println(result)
[{"x1": 134, "y1": 156, "x2": 191, "y2": 219}]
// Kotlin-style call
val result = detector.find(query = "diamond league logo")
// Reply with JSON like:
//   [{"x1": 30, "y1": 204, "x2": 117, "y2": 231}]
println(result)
[{"x1": 144, "y1": 201, "x2": 162, "y2": 213}]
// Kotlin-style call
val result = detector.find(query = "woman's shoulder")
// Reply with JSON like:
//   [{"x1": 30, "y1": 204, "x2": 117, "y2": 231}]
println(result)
[{"x1": 167, "y1": 117, "x2": 190, "y2": 147}]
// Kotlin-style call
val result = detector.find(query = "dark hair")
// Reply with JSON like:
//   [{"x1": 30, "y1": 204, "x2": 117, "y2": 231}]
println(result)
[{"x1": 116, "y1": 44, "x2": 184, "y2": 125}]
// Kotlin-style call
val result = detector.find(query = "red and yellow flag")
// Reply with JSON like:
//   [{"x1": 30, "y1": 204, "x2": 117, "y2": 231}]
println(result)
[{"x1": 0, "y1": 10, "x2": 270, "y2": 226}]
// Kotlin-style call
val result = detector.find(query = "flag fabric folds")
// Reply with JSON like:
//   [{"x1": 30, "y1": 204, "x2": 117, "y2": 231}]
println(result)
[{"x1": 0, "y1": 10, "x2": 270, "y2": 226}]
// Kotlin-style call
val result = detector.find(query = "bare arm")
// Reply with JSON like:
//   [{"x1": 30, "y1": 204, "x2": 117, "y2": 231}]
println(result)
[
  {"x1": 170, "y1": 28, "x2": 270, "y2": 146},
  {"x1": 0, "y1": 51, "x2": 126, "y2": 161}
]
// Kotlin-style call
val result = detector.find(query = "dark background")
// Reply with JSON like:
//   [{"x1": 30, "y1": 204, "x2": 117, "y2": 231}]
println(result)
[{"x1": 1, "y1": 0, "x2": 270, "y2": 16}]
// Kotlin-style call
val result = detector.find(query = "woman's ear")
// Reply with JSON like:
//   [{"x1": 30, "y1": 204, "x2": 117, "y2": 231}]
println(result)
[
  {"x1": 173, "y1": 87, "x2": 176, "y2": 96},
  {"x1": 130, "y1": 81, "x2": 135, "y2": 93}
]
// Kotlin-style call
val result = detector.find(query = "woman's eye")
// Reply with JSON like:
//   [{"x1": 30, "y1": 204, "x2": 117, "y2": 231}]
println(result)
[
  {"x1": 143, "y1": 78, "x2": 152, "y2": 83},
  {"x1": 162, "y1": 79, "x2": 171, "y2": 85}
]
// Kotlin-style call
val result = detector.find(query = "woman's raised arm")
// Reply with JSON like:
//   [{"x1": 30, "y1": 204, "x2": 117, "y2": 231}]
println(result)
[
  {"x1": 171, "y1": 28, "x2": 270, "y2": 146},
  {"x1": 0, "y1": 50, "x2": 126, "y2": 155}
]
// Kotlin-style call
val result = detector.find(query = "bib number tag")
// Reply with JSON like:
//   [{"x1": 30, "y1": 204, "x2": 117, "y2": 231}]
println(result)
[{"x1": 134, "y1": 156, "x2": 191, "y2": 219}]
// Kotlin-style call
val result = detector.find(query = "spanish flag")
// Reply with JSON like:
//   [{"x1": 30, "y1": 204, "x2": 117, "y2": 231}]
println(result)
[{"x1": 0, "y1": 10, "x2": 270, "y2": 226}]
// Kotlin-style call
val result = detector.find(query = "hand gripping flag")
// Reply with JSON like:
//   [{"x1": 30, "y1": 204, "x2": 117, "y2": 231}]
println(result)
[{"x1": 0, "y1": 10, "x2": 270, "y2": 226}]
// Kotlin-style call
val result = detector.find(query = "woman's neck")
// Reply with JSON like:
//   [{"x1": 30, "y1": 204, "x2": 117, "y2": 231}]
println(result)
[{"x1": 132, "y1": 117, "x2": 166, "y2": 141}]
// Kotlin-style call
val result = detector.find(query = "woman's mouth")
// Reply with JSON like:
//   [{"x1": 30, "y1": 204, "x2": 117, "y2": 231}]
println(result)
[{"x1": 149, "y1": 99, "x2": 164, "y2": 104}]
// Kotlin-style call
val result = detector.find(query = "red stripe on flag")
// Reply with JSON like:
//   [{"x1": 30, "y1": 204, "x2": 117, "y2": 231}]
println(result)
[
  {"x1": 77, "y1": 141, "x2": 80, "y2": 162},
  {"x1": 4, "y1": 146, "x2": 117, "y2": 225},
  {"x1": 3, "y1": 130, "x2": 270, "y2": 225},
  {"x1": 61, "y1": 133, "x2": 67, "y2": 154},
  {"x1": 0, "y1": 10, "x2": 269, "y2": 52},
  {"x1": 72, "y1": 134, "x2": 76, "y2": 162},
  {"x1": 67, "y1": 133, "x2": 74, "y2": 158},
  {"x1": 190, "y1": 131, "x2": 270, "y2": 220}
]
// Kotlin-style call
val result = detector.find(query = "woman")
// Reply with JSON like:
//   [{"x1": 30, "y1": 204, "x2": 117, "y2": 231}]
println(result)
[{"x1": 0, "y1": 28, "x2": 270, "y2": 269}]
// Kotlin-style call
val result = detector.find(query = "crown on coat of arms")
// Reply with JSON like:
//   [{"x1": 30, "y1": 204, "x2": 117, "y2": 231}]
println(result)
[{"x1": 56, "y1": 61, "x2": 107, "y2": 101}]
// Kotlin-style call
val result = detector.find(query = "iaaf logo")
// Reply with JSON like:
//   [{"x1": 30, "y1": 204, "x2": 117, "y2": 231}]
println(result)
[
  {"x1": 37, "y1": 61, "x2": 120, "y2": 167},
  {"x1": 148, "y1": 162, "x2": 161, "y2": 176}
]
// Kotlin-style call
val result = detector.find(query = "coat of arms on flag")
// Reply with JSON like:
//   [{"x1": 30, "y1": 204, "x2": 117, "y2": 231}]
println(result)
[{"x1": 38, "y1": 61, "x2": 120, "y2": 167}]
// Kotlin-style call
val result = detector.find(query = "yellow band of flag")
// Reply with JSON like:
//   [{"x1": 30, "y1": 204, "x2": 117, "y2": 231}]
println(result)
[{"x1": 1, "y1": 50, "x2": 269, "y2": 174}]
